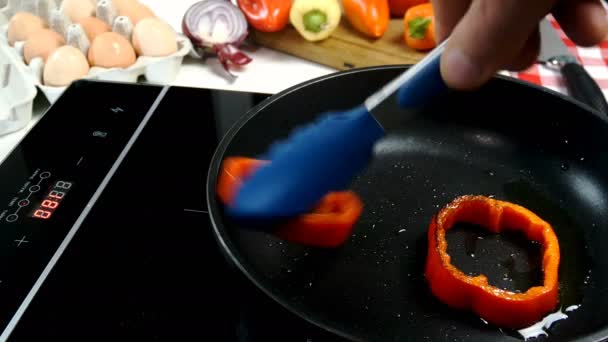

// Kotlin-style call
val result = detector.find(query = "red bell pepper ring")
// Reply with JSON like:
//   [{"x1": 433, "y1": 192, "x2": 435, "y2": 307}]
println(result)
[
  {"x1": 425, "y1": 195, "x2": 560, "y2": 329},
  {"x1": 216, "y1": 156, "x2": 363, "y2": 247},
  {"x1": 216, "y1": 157, "x2": 269, "y2": 206}
]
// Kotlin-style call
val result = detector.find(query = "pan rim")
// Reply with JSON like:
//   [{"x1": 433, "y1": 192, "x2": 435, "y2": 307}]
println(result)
[{"x1": 206, "y1": 64, "x2": 608, "y2": 342}]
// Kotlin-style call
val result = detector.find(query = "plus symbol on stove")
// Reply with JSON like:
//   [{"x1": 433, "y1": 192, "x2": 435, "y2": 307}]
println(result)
[{"x1": 14, "y1": 236, "x2": 29, "y2": 247}]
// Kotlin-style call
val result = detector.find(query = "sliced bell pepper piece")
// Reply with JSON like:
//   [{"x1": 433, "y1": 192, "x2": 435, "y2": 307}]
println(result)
[
  {"x1": 425, "y1": 195, "x2": 560, "y2": 329},
  {"x1": 342, "y1": 0, "x2": 390, "y2": 38},
  {"x1": 216, "y1": 157, "x2": 269, "y2": 206},
  {"x1": 274, "y1": 191, "x2": 363, "y2": 247},
  {"x1": 237, "y1": 0, "x2": 292, "y2": 33},
  {"x1": 216, "y1": 156, "x2": 363, "y2": 248}
]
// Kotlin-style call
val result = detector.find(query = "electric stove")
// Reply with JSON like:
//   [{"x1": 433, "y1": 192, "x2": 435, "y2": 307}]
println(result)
[{"x1": 0, "y1": 80, "x2": 346, "y2": 341}]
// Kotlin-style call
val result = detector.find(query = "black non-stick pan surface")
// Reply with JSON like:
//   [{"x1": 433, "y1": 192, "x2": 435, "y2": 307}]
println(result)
[{"x1": 207, "y1": 66, "x2": 608, "y2": 342}]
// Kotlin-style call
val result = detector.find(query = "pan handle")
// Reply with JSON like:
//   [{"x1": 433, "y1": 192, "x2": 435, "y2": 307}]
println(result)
[{"x1": 561, "y1": 62, "x2": 608, "y2": 117}]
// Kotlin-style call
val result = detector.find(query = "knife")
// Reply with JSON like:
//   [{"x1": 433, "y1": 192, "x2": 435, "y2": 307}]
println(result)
[
  {"x1": 539, "y1": 19, "x2": 608, "y2": 116},
  {"x1": 226, "y1": 40, "x2": 449, "y2": 221}
]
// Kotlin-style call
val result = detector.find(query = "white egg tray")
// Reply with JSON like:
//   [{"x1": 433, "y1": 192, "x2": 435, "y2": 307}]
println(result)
[
  {"x1": 0, "y1": 0, "x2": 193, "y2": 136},
  {"x1": 0, "y1": 42, "x2": 36, "y2": 136}
]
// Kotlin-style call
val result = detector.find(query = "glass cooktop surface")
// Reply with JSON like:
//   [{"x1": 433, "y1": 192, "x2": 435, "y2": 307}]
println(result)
[{"x1": 0, "y1": 80, "x2": 345, "y2": 342}]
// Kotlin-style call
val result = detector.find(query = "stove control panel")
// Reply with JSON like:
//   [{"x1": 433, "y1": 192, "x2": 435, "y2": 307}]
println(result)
[
  {"x1": 0, "y1": 80, "x2": 164, "y2": 339},
  {"x1": 1, "y1": 170, "x2": 72, "y2": 224}
]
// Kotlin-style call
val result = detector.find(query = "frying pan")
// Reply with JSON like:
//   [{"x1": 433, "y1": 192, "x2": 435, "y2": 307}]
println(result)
[{"x1": 206, "y1": 65, "x2": 608, "y2": 342}]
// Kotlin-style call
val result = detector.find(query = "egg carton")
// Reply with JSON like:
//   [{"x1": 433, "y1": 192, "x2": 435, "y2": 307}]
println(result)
[
  {"x1": 0, "y1": 0, "x2": 192, "y2": 104},
  {"x1": 0, "y1": 42, "x2": 36, "y2": 136}
]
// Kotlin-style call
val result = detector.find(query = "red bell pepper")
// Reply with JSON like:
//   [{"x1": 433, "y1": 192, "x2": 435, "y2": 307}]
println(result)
[
  {"x1": 425, "y1": 195, "x2": 560, "y2": 329},
  {"x1": 237, "y1": 0, "x2": 292, "y2": 33},
  {"x1": 216, "y1": 156, "x2": 363, "y2": 248},
  {"x1": 388, "y1": 0, "x2": 428, "y2": 17}
]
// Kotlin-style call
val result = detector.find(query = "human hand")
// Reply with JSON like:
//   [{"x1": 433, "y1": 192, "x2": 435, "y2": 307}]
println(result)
[{"x1": 433, "y1": 0, "x2": 608, "y2": 89}]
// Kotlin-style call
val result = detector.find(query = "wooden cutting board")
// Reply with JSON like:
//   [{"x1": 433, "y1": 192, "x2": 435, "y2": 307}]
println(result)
[{"x1": 251, "y1": 18, "x2": 428, "y2": 70}]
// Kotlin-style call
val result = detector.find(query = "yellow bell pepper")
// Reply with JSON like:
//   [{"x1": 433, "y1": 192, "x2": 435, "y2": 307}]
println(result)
[{"x1": 290, "y1": 0, "x2": 341, "y2": 41}]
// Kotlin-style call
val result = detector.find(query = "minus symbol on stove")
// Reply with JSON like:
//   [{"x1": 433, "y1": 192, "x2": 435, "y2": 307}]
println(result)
[
  {"x1": 184, "y1": 208, "x2": 208, "y2": 214},
  {"x1": 76, "y1": 157, "x2": 84, "y2": 166}
]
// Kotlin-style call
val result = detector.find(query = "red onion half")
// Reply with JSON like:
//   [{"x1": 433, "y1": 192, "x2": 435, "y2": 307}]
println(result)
[{"x1": 183, "y1": 0, "x2": 252, "y2": 76}]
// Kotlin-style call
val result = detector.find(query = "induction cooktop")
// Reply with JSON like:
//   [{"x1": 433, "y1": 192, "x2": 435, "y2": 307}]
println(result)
[{"x1": 0, "y1": 80, "x2": 346, "y2": 341}]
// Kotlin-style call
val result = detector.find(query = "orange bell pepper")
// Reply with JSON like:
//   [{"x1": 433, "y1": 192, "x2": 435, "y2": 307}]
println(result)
[
  {"x1": 425, "y1": 195, "x2": 560, "y2": 329},
  {"x1": 237, "y1": 0, "x2": 292, "y2": 33},
  {"x1": 389, "y1": 0, "x2": 428, "y2": 17},
  {"x1": 404, "y1": 2, "x2": 435, "y2": 51},
  {"x1": 342, "y1": 0, "x2": 390, "y2": 38},
  {"x1": 216, "y1": 157, "x2": 363, "y2": 248}
]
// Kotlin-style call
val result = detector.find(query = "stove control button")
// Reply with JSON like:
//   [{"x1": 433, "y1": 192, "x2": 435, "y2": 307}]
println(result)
[
  {"x1": 92, "y1": 131, "x2": 108, "y2": 138},
  {"x1": 14, "y1": 235, "x2": 29, "y2": 247}
]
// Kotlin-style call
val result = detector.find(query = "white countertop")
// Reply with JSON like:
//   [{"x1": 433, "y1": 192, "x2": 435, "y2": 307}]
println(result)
[{"x1": 0, "y1": 0, "x2": 338, "y2": 162}]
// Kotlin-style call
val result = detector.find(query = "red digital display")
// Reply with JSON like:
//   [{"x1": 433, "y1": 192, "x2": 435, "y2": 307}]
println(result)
[{"x1": 30, "y1": 180, "x2": 73, "y2": 220}]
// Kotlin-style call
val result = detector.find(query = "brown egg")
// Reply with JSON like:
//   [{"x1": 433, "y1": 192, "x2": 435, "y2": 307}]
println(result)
[
  {"x1": 8, "y1": 12, "x2": 47, "y2": 46},
  {"x1": 112, "y1": 0, "x2": 138, "y2": 13},
  {"x1": 23, "y1": 29, "x2": 65, "y2": 64},
  {"x1": 61, "y1": 0, "x2": 95, "y2": 22},
  {"x1": 88, "y1": 32, "x2": 136, "y2": 68},
  {"x1": 118, "y1": 1, "x2": 155, "y2": 25},
  {"x1": 132, "y1": 18, "x2": 178, "y2": 57},
  {"x1": 76, "y1": 16, "x2": 111, "y2": 41},
  {"x1": 43, "y1": 45, "x2": 90, "y2": 86}
]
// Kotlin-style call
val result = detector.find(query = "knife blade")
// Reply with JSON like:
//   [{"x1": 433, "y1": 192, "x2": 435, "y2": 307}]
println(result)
[{"x1": 539, "y1": 19, "x2": 608, "y2": 116}]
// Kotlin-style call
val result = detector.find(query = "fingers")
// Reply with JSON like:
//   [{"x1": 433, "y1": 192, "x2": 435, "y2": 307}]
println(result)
[
  {"x1": 504, "y1": 26, "x2": 541, "y2": 71},
  {"x1": 431, "y1": 0, "x2": 471, "y2": 41},
  {"x1": 440, "y1": 0, "x2": 556, "y2": 90},
  {"x1": 553, "y1": 0, "x2": 608, "y2": 46}
]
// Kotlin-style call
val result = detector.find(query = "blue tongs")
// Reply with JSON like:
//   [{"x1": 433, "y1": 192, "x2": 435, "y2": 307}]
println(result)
[{"x1": 227, "y1": 40, "x2": 449, "y2": 221}]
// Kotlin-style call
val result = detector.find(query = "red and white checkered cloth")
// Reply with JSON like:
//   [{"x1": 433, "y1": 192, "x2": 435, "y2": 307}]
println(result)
[{"x1": 505, "y1": 14, "x2": 608, "y2": 100}]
